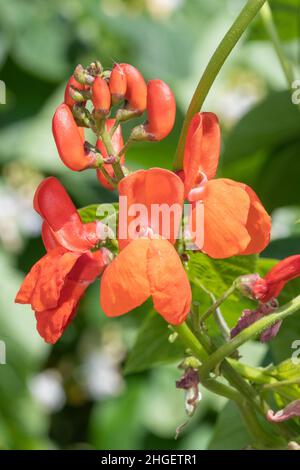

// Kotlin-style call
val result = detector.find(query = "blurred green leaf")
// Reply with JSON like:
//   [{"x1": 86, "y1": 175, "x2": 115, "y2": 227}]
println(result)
[
  {"x1": 263, "y1": 236, "x2": 300, "y2": 259},
  {"x1": 223, "y1": 91, "x2": 300, "y2": 164},
  {"x1": 124, "y1": 310, "x2": 185, "y2": 375},
  {"x1": 250, "y1": 0, "x2": 300, "y2": 41},
  {"x1": 207, "y1": 402, "x2": 251, "y2": 450}
]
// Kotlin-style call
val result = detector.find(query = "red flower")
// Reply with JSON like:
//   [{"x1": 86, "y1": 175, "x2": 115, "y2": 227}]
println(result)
[
  {"x1": 253, "y1": 255, "x2": 300, "y2": 303},
  {"x1": 100, "y1": 168, "x2": 192, "y2": 325},
  {"x1": 183, "y1": 112, "x2": 271, "y2": 258},
  {"x1": 15, "y1": 177, "x2": 110, "y2": 344}
]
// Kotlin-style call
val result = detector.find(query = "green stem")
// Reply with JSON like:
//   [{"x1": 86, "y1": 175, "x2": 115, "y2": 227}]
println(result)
[
  {"x1": 173, "y1": 322, "x2": 207, "y2": 362},
  {"x1": 260, "y1": 2, "x2": 294, "y2": 88},
  {"x1": 199, "y1": 283, "x2": 236, "y2": 323},
  {"x1": 263, "y1": 377, "x2": 300, "y2": 390},
  {"x1": 173, "y1": 0, "x2": 268, "y2": 171},
  {"x1": 99, "y1": 166, "x2": 118, "y2": 188},
  {"x1": 98, "y1": 120, "x2": 125, "y2": 181},
  {"x1": 109, "y1": 119, "x2": 120, "y2": 137},
  {"x1": 117, "y1": 139, "x2": 132, "y2": 158},
  {"x1": 200, "y1": 294, "x2": 300, "y2": 380}
]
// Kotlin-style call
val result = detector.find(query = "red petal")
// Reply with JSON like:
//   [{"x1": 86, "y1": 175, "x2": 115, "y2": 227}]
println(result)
[
  {"x1": 183, "y1": 113, "x2": 220, "y2": 196},
  {"x1": 34, "y1": 177, "x2": 99, "y2": 252},
  {"x1": 147, "y1": 239, "x2": 191, "y2": 324},
  {"x1": 118, "y1": 168, "x2": 184, "y2": 249},
  {"x1": 222, "y1": 180, "x2": 271, "y2": 255},
  {"x1": 100, "y1": 238, "x2": 151, "y2": 316},
  {"x1": 35, "y1": 250, "x2": 108, "y2": 344},
  {"x1": 190, "y1": 179, "x2": 251, "y2": 258}
]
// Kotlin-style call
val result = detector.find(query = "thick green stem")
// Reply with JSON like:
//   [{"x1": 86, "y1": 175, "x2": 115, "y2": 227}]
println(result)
[
  {"x1": 173, "y1": 0, "x2": 267, "y2": 171},
  {"x1": 260, "y1": 2, "x2": 294, "y2": 88},
  {"x1": 200, "y1": 294, "x2": 300, "y2": 380},
  {"x1": 173, "y1": 322, "x2": 207, "y2": 362},
  {"x1": 98, "y1": 120, "x2": 125, "y2": 181}
]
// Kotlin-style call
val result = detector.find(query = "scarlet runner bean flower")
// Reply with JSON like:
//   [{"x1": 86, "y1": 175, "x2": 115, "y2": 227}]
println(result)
[
  {"x1": 109, "y1": 63, "x2": 127, "y2": 104},
  {"x1": 52, "y1": 103, "x2": 99, "y2": 171},
  {"x1": 15, "y1": 177, "x2": 111, "y2": 344},
  {"x1": 92, "y1": 76, "x2": 111, "y2": 117},
  {"x1": 182, "y1": 112, "x2": 271, "y2": 258},
  {"x1": 100, "y1": 168, "x2": 192, "y2": 325},
  {"x1": 96, "y1": 119, "x2": 125, "y2": 190},
  {"x1": 116, "y1": 63, "x2": 147, "y2": 120}
]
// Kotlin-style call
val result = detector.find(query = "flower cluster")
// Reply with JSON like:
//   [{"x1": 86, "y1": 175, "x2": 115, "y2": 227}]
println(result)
[{"x1": 16, "y1": 60, "x2": 273, "y2": 343}]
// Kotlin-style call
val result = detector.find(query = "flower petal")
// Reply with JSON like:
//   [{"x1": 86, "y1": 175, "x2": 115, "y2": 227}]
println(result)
[
  {"x1": 191, "y1": 179, "x2": 251, "y2": 258},
  {"x1": 267, "y1": 400, "x2": 300, "y2": 423},
  {"x1": 222, "y1": 180, "x2": 271, "y2": 255},
  {"x1": 35, "y1": 250, "x2": 108, "y2": 344},
  {"x1": 34, "y1": 177, "x2": 99, "y2": 252},
  {"x1": 118, "y1": 168, "x2": 184, "y2": 249},
  {"x1": 147, "y1": 239, "x2": 191, "y2": 324},
  {"x1": 183, "y1": 113, "x2": 220, "y2": 196},
  {"x1": 100, "y1": 238, "x2": 151, "y2": 316},
  {"x1": 15, "y1": 247, "x2": 81, "y2": 312}
]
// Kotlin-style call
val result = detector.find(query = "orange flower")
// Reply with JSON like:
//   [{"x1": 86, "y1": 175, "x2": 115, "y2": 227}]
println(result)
[
  {"x1": 100, "y1": 168, "x2": 192, "y2": 325},
  {"x1": 184, "y1": 112, "x2": 271, "y2": 258},
  {"x1": 15, "y1": 177, "x2": 110, "y2": 344}
]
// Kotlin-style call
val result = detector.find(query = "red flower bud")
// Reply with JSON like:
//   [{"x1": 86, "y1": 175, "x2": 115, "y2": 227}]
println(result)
[
  {"x1": 119, "y1": 63, "x2": 147, "y2": 115},
  {"x1": 145, "y1": 79, "x2": 176, "y2": 140},
  {"x1": 52, "y1": 103, "x2": 96, "y2": 171},
  {"x1": 64, "y1": 75, "x2": 87, "y2": 107},
  {"x1": 92, "y1": 77, "x2": 111, "y2": 116},
  {"x1": 96, "y1": 119, "x2": 125, "y2": 190},
  {"x1": 109, "y1": 63, "x2": 127, "y2": 104}
]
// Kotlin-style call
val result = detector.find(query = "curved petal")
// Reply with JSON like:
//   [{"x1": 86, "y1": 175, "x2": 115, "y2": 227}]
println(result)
[
  {"x1": 222, "y1": 180, "x2": 271, "y2": 255},
  {"x1": 118, "y1": 168, "x2": 184, "y2": 249},
  {"x1": 41, "y1": 222, "x2": 60, "y2": 251},
  {"x1": 34, "y1": 177, "x2": 99, "y2": 252},
  {"x1": 147, "y1": 239, "x2": 191, "y2": 324},
  {"x1": 15, "y1": 247, "x2": 80, "y2": 310},
  {"x1": 183, "y1": 113, "x2": 220, "y2": 196},
  {"x1": 255, "y1": 255, "x2": 300, "y2": 302},
  {"x1": 100, "y1": 238, "x2": 151, "y2": 316},
  {"x1": 190, "y1": 179, "x2": 251, "y2": 258},
  {"x1": 35, "y1": 250, "x2": 109, "y2": 344}
]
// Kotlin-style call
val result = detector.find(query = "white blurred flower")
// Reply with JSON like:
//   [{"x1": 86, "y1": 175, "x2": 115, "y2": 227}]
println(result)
[
  {"x1": 147, "y1": 0, "x2": 183, "y2": 18},
  {"x1": 81, "y1": 351, "x2": 124, "y2": 400},
  {"x1": 29, "y1": 370, "x2": 66, "y2": 412}
]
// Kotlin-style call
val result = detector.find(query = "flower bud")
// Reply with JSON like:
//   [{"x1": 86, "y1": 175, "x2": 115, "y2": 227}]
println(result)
[
  {"x1": 109, "y1": 63, "x2": 127, "y2": 104},
  {"x1": 116, "y1": 63, "x2": 147, "y2": 121},
  {"x1": 64, "y1": 75, "x2": 88, "y2": 107},
  {"x1": 52, "y1": 103, "x2": 97, "y2": 171},
  {"x1": 129, "y1": 80, "x2": 176, "y2": 142},
  {"x1": 92, "y1": 77, "x2": 111, "y2": 117},
  {"x1": 74, "y1": 64, "x2": 95, "y2": 85},
  {"x1": 235, "y1": 273, "x2": 262, "y2": 299}
]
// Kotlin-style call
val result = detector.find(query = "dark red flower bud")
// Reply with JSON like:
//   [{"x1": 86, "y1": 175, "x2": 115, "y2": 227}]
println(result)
[
  {"x1": 96, "y1": 119, "x2": 125, "y2": 190},
  {"x1": 64, "y1": 75, "x2": 87, "y2": 108},
  {"x1": 92, "y1": 77, "x2": 111, "y2": 116},
  {"x1": 109, "y1": 63, "x2": 127, "y2": 104},
  {"x1": 52, "y1": 103, "x2": 97, "y2": 171}
]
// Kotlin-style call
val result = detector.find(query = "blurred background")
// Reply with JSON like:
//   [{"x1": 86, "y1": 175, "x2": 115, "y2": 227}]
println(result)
[{"x1": 0, "y1": 0, "x2": 299, "y2": 450}]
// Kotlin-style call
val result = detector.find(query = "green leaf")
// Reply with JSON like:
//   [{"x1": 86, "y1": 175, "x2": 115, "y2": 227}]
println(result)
[
  {"x1": 222, "y1": 91, "x2": 300, "y2": 164},
  {"x1": 263, "y1": 236, "x2": 300, "y2": 259},
  {"x1": 78, "y1": 203, "x2": 118, "y2": 223},
  {"x1": 207, "y1": 402, "x2": 251, "y2": 450},
  {"x1": 187, "y1": 252, "x2": 257, "y2": 298},
  {"x1": 124, "y1": 310, "x2": 185, "y2": 375},
  {"x1": 250, "y1": 0, "x2": 300, "y2": 41}
]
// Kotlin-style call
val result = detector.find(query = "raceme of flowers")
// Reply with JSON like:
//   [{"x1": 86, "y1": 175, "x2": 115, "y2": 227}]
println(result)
[{"x1": 15, "y1": 60, "x2": 300, "y2": 347}]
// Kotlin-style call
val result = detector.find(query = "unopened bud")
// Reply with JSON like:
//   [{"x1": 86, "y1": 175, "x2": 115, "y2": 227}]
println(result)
[
  {"x1": 235, "y1": 273, "x2": 262, "y2": 299},
  {"x1": 74, "y1": 64, "x2": 95, "y2": 86}
]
